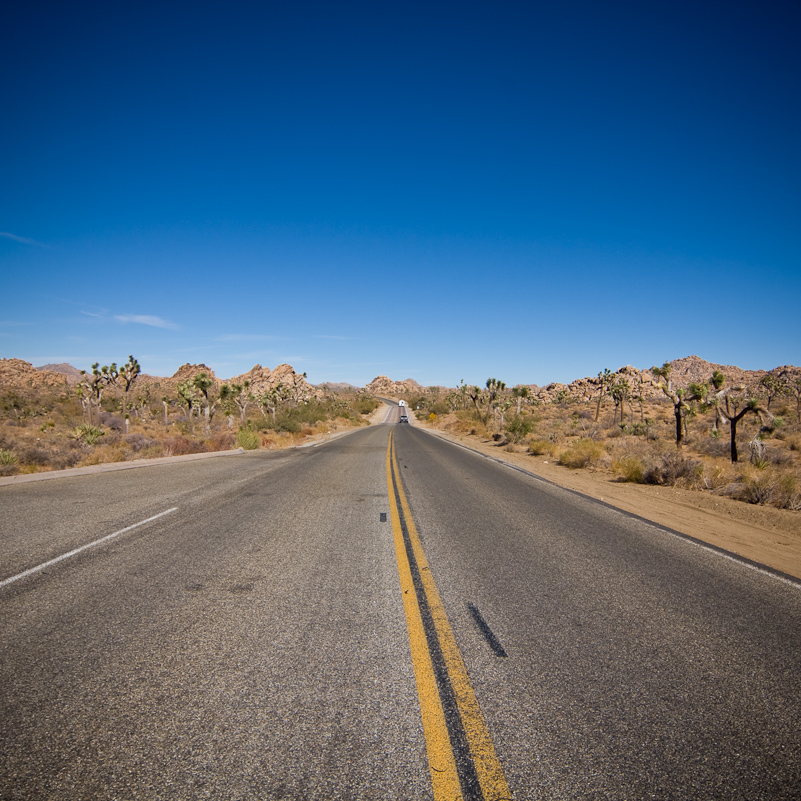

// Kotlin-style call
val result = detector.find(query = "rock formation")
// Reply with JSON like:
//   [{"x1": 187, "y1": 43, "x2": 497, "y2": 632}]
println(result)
[
  {"x1": 365, "y1": 375, "x2": 423, "y2": 397},
  {"x1": 0, "y1": 358, "x2": 73, "y2": 389}
]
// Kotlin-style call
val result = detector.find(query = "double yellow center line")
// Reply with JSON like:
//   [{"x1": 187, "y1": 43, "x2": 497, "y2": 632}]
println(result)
[{"x1": 386, "y1": 430, "x2": 512, "y2": 801}]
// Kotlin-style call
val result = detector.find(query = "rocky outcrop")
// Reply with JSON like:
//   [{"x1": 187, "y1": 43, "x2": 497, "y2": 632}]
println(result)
[
  {"x1": 532, "y1": 365, "x2": 659, "y2": 404},
  {"x1": 0, "y1": 359, "x2": 73, "y2": 390},
  {"x1": 227, "y1": 364, "x2": 322, "y2": 402},
  {"x1": 529, "y1": 356, "x2": 800, "y2": 404},
  {"x1": 365, "y1": 375, "x2": 423, "y2": 397}
]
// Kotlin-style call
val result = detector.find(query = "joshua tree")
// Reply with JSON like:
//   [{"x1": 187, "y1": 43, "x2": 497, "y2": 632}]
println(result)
[
  {"x1": 176, "y1": 380, "x2": 197, "y2": 420},
  {"x1": 594, "y1": 368, "x2": 613, "y2": 421},
  {"x1": 78, "y1": 363, "x2": 107, "y2": 425},
  {"x1": 117, "y1": 355, "x2": 141, "y2": 419},
  {"x1": 610, "y1": 378, "x2": 630, "y2": 427},
  {"x1": 497, "y1": 398, "x2": 514, "y2": 430},
  {"x1": 467, "y1": 385, "x2": 484, "y2": 421},
  {"x1": 75, "y1": 384, "x2": 91, "y2": 423},
  {"x1": 631, "y1": 372, "x2": 648, "y2": 422},
  {"x1": 715, "y1": 386, "x2": 773, "y2": 463},
  {"x1": 259, "y1": 384, "x2": 290, "y2": 421},
  {"x1": 786, "y1": 375, "x2": 801, "y2": 421},
  {"x1": 759, "y1": 374, "x2": 785, "y2": 411},
  {"x1": 652, "y1": 362, "x2": 708, "y2": 447},
  {"x1": 465, "y1": 378, "x2": 506, "y2": 426},
  {"x1": 512, "y1": 385, "x2": 529, "y2": 415},
  {"x1": 223, "y1": 380, "x2": 255, "y2": 427},
  {"x1": 484, "y1": 378, "x2": 506, "y2": 426},
  {"x1": 192, "y1": 372, "x2": 220, "y2": 435},
  {"x1": 458, "y1": 379, "x2": 470, "y2": 410}
]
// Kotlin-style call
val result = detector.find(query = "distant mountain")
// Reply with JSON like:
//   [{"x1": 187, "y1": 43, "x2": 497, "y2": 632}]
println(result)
[{"x1": 36, "y1": 363, "x2": 82, "y2": 384}]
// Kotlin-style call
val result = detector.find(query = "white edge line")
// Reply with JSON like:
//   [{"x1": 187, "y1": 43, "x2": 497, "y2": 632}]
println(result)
[
  {"x1": 0, "y1": 507, "x2": 179, "y2": 590},
  {"x1": 645, "y1": 524, "x2": 801, "y2": 590}
]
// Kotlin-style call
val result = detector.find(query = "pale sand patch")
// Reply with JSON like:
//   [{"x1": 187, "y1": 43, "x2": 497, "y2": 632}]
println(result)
[{"x1": 417, "y1": 423, "x2": 801, "y2": 581}]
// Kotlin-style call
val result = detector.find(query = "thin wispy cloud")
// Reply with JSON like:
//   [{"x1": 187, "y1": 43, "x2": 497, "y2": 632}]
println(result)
[
  {"x1": 115, "y1": 314, "x2": 179, "y2": 330},
  {"x1": 314, "y1": 335, "x2": 352, "y2": 341},
  {"x1": 216, "y1": 333, "x2": 278, "y2": 342},
  {"x1": 0, "y1": 231, "x2": 52, "y2": 248},
  {"x1": 80, "y1": 310, "x2": 106, "y2": 319}
]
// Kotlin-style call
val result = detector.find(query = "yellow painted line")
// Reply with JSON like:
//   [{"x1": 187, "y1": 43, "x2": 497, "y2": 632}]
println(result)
[
  {"x1": 387, "y1": 433, "x2": 463, "y2": 798},
  {"x1": 387, "y1": 431, "x2": 513, "y2": 801}
]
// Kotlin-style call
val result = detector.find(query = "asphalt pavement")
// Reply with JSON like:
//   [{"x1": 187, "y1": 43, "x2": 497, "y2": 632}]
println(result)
[{"x1": 1, "y1": 418, "x2": 800, "y2": 799}]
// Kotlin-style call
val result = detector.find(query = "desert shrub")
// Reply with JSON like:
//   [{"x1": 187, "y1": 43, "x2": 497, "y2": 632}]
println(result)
[
  {"x1": 0, "y1": 448, "x2": 16, "y2": 466},
  {"x1": 505, "y1": 414, "x2": 537, "y2": 444},
  {"x1": 630, "y1": 421, "x2": 649, "y2": 437},
  {"x1": 271, "y1": 416, "x2": 301, "y2": 434},
  {"x1": 258, "y1": 400, "x2": 333, "y2": 433},
  {"x1": 164, "y1": 436, "x2": 207, "y2": 456},
  {"x1": 727, "y1": 467, "x2": 801, "y2": 509},
  {"x1": 775, "y1": 472, "x2": 801, "y2": 510},
  {"x1": 353, "y1": 396, "x2": 380, "y2": 415},
  {"x1": 644, "y1": 453, "x2": 703, "y2": 487},
  {"x1": 73, "y1": 424, "x2": 105, "y2": 445},
  {"x1": 47, "y1": 440, "x2": 84, "y2": 470},
  {"x1": 697, "y1": 437, "x2": 732, "y2": 458},
  {"x1": 763, "y1": 447, "x2": 795, "y2": 467},
  {"x1": 528, "y1": 439, "x2": 552, "y2": 455},
  {"x1": 208, "y1": 432, "x2": 236, "y2": 451},
  {"x1": 558, "y1": 439, "x2": 605, "y2": 469},
  {"x1": 0, "y1": 449, "x2": 18, "y2": 476},
  {"x1": 236, "y1": 429, "x2": 260, "y2": 450},
  {"x1": 613, "y1": 455, "x2": 646, "y2": 483},
  {"x1": 123, "y1": 433, "x2": 157, "y2": 452},
  {"x1": 99, "y1": 413, "x2": 124, "y2": 431},
  {"x1": 15, "y1": 444, "x2": 50, "y2": 466},
  {"x1": 449, "y1": 411, "x2": 485, "y2": 436},
  {"x1": 701, "y1": 460, "x2": 736, "y2": 491}
]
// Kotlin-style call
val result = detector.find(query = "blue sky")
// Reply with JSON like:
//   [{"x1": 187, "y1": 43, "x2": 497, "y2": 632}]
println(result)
[{"x1": 2, "y1": 1, "x2": 799, "y2": 387}]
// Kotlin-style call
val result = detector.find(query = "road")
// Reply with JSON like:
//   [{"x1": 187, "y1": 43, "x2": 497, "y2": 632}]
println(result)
[{"x1": 1, "y1": 410, "x2": 800, "y2": 800}]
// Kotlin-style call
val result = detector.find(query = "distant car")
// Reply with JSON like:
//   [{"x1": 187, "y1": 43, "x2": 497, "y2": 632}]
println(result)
[{"x1": 399, "y1": 415, "x2": 409, "y2": 423}]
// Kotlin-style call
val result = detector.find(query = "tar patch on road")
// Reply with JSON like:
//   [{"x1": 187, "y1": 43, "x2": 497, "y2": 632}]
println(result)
[{"x1": 467, "y1": 603, "x2": 508, "y2": 658}]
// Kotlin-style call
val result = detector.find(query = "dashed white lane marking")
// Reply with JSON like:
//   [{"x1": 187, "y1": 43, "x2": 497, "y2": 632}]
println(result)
[{"x1": 0, "y1": 507, "x2": 179, "y2": 590}]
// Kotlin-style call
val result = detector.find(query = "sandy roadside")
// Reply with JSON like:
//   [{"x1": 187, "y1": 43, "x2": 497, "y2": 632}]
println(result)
[{"x1": 412, "y1": 420, "x2": 801, "y2": 582}]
